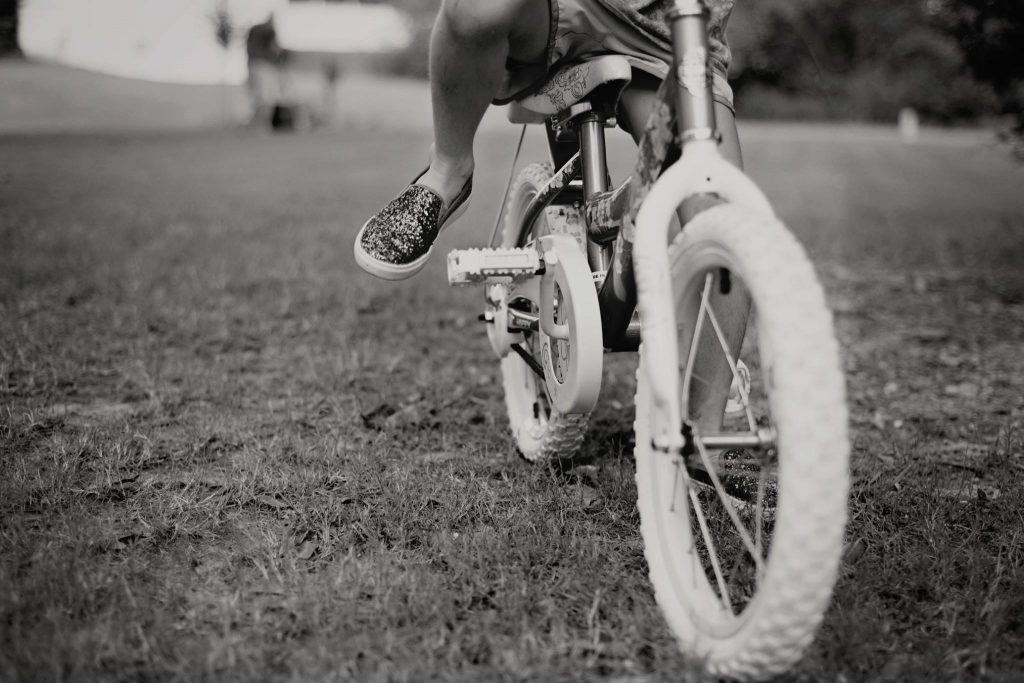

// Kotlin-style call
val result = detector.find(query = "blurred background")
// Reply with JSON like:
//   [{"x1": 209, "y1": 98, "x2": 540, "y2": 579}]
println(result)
[{"x1": 1, "y1": 0, "x2": 1021, "y2": 135}]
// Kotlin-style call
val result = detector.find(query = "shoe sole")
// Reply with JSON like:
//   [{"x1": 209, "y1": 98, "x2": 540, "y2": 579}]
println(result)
[
  {"x1": 688, "y1": 467, "x2": 777, "y2": 521},
  {"x1": 354, "y1": 196, "x2": 470, "y2": 281}
]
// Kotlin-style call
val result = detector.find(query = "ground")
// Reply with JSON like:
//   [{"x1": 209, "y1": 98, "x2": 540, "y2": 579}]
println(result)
[{"x1": 1, "y1": 65, "x2": 1023, "y2": 681}]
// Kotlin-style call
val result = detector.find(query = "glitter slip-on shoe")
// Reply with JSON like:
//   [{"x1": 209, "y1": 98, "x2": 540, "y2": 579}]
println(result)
[
  {"x1": 687, "y1": 449, "x2": 778, "y2": 514},
  {"x1": 354, "y1": 171, "x2": 472, "y2": 280}
]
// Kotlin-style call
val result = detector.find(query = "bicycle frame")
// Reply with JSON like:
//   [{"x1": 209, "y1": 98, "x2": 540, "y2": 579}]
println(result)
[{"x1": 508, "y1": 0, "x2": 772, "y2": 359}]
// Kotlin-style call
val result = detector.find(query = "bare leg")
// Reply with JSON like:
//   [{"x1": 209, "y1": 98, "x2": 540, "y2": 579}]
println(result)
[
  {"x1": 686, "y1": 101, "x2": 751, "y2": 434},
  {"x1": 418, "y1": 0, "x2": 550, "y2": 204},
  {"x1": 620, "y1": 80, "x2": 751, "y2": 434},
  {"x1": 618, "y1": 73, "x2": 743, "y2": 169}
]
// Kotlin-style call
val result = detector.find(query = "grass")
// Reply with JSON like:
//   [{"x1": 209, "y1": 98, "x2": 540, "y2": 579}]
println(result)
[{"x1": 1, "y1": 119, "x2": 1023, "y2": 681}]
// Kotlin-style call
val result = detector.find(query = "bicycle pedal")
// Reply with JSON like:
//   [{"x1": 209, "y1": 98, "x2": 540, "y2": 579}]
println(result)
[{"x1": 447, "y1": 248, "x2": 542, "y2": 286}]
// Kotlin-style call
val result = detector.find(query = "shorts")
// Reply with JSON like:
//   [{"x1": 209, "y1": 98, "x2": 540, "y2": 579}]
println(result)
[{"x1": 495, "y1": 0, "x2": 735, "y2": 110}]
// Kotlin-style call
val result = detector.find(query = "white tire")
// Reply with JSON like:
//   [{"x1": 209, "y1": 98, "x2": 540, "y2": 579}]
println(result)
[
  {"x1": 498, "y1": 163, "x2": 590, "y2": 462},
  {"x1": 634, "y1": 204, "x2": 849, "y2": 680}
]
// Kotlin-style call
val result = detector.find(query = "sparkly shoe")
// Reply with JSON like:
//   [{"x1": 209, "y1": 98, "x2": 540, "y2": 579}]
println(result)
[
  {"x1": 354, "y1": 171, "x2": 472, "y2": 280},
  {"x1": 689, "y1": 449, "x2": 778, "y2": 513}
]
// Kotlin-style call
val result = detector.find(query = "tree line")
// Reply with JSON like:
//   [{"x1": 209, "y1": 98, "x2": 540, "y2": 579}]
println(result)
[
  {"x1": 729, "y1": 0, "x2": 1021, "y2": 126},
  {"x1": 381, "y1": 0, "x2": 1021, "y2": 127},
  {"x1": 2, "y1": 0, "x2": 1019, "y2": 127}
]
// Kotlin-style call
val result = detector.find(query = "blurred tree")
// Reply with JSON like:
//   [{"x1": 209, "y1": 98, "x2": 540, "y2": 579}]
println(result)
[
  {"x1": 730, "y1": 0, "x2": 998, "y2": 123},
  {"x1": 930, "y1": 0, "x2": 1024, "y2": 130},
  {"x1": 292, "y1": 0, "x2": 1018, "y2": 125},
  {"x1": 0, "y1": 0, "x2": 19, "y2": 56}
]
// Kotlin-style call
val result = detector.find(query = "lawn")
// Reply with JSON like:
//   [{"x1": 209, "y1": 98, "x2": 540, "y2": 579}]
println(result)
[{"x1": 2, "y1": 109, "x2": 1023, "y2": 681}]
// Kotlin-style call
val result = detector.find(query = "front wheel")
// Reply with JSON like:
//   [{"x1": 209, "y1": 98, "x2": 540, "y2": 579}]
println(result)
[{"x1": 634, "y1": 204, "x2": 849, "y2": 680}]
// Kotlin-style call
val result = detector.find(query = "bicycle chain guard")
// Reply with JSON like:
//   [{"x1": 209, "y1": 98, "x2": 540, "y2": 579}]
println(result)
[{"x1": 535, "y1": 234, "x2": 602, "y2": 414}]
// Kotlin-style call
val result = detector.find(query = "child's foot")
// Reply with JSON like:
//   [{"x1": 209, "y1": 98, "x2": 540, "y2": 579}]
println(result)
[
  {"x1": 354, "y1": 169, "x2": 472, "y2": 280},
  {"x1": 689, "y1": 449, "x2": 778, "y2": 513}
]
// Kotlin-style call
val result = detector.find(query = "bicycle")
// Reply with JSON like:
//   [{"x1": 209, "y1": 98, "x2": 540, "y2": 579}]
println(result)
[{"x1": 445, "y1": 1, "x2": 850, "y2": 679}]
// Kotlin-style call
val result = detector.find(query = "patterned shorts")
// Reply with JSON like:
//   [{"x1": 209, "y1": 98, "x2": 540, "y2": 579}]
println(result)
[{"x1": 496, "y1": 0, "x2": 735, "y2": 110}]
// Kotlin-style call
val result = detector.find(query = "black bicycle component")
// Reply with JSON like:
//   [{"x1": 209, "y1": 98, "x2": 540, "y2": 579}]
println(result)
[
  {"x1": 515, "y1": 152, "x2": 582, "y2": 248},
  {"x1": 510, "y1": 342, "x2": 545, "y2": 381}
]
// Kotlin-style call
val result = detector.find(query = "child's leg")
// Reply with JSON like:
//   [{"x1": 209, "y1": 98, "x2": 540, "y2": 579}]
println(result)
[
  {"x1": 419, "y1": 0, "x2": 550, "y2": 204},
  {"x1": 619, "y1": 79, "x2": 750, "y2": 435},
  {"x1": 618, "y1": 73, "x2": 742, "y2": 170},
  {"x1": 355, "y1": 0, "x2": 551, "y2": 279}
]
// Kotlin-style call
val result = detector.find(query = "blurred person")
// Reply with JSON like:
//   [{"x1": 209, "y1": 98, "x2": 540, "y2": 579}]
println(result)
[
  {"x1": 355, "y1": 0, "x2": 739, "y2": 280},
  {"x1": 246, "y1": 12, "x2": 289, "y2": 128},
  {"x1": 317, "y1": 60, "x2": 342, "y2": 127}
]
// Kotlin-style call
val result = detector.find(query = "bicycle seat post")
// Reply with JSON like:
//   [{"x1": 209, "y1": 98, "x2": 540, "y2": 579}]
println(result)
[
  {"x1": 576, "y1": 111, "x2": 613, "y2": 273},
  {"x1": 668, "y1": 0, "x2": 719, "y2": 143}
]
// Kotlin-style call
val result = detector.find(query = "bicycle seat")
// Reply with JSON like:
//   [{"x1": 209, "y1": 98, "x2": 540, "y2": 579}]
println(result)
[{"x1": 507, "y1": 55, "x2": 633, "y2": 124}]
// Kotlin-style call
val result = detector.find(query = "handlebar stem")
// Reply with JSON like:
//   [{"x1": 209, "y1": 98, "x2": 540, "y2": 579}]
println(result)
[{"x1": 668, "y1": 0, "x2": 719, "y2": 143}]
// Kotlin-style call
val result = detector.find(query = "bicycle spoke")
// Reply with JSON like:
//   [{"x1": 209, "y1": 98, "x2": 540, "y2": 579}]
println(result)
[
  {"x1": 684, "y1": 368, "x2": 714, "y2": 390},
  {"x1": 680, "y1": 272, "x2": 758, "y2": 433},
  {"x1": 679, "y1": 464, "x2": 734, "y2": 614},
  {"x1": 693, "y1": 438, "x2": 765, "y2": 576},
  {"x1": 704, "y1": 301, "x2": 757, "y2": 432},
  {"x1": 680, "y1": 273, "x2": 713, "y2": 416},
  {"x1": 675, "y1": 271, "x2": 770, "y2": 591}
]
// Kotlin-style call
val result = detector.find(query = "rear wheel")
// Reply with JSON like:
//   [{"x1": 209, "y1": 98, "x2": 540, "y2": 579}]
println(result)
[
  {"x1": 634, "y1": 204, "x2": 849, "y2": 680},
  {"x1": 497, "y1": 163, "x2": 589, "y2": 462}
]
